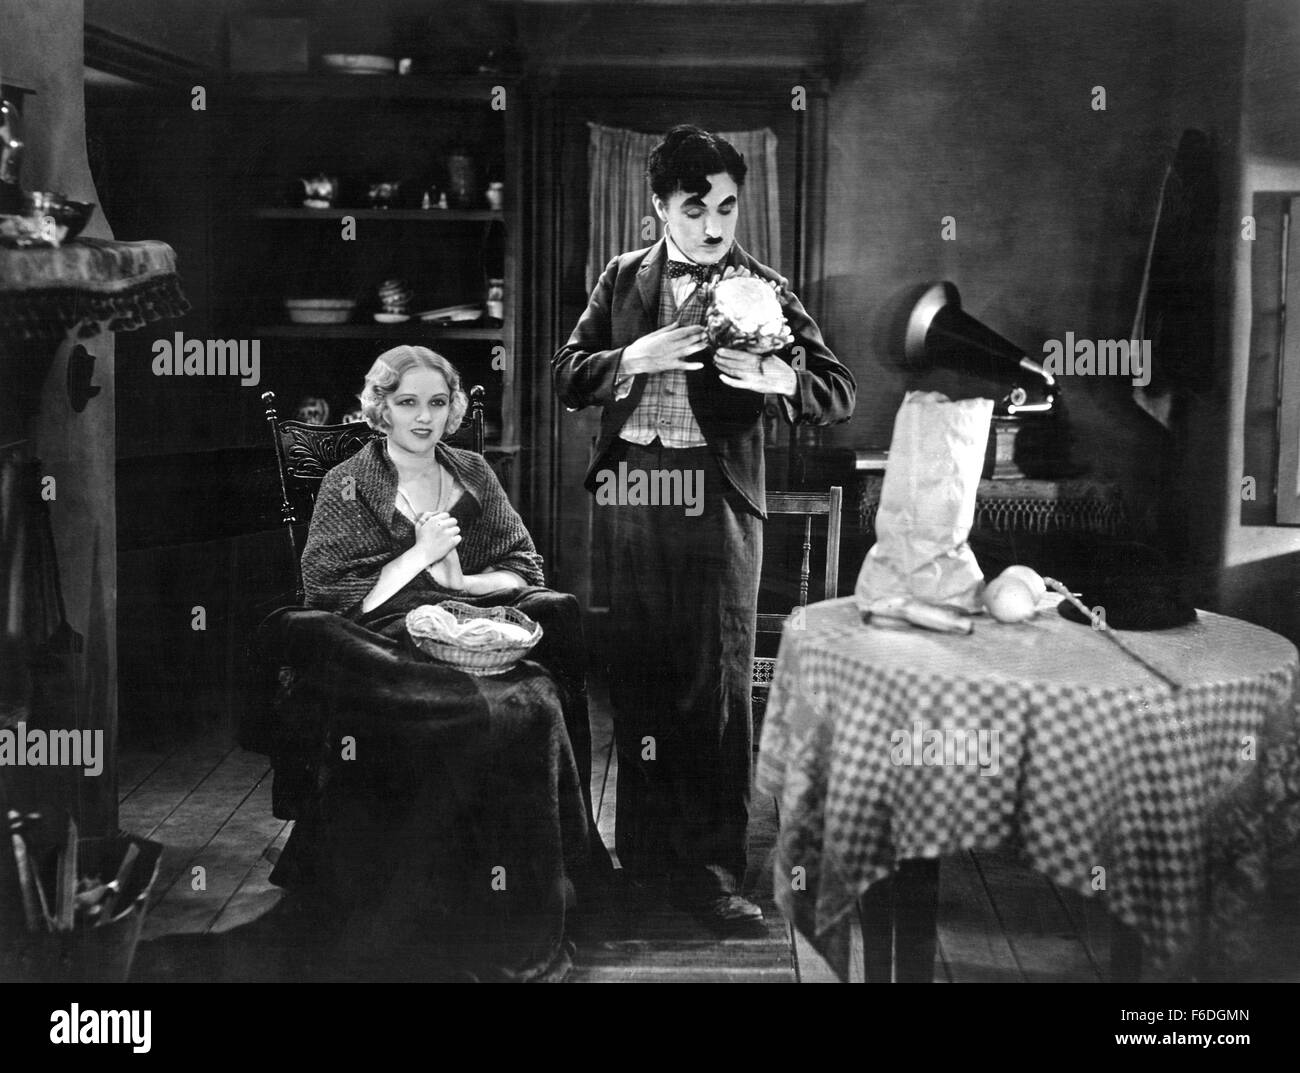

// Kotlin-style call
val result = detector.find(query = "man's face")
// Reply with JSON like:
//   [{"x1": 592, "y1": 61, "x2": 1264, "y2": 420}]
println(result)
[{"x1": 653, "y1": 171, "x2": 739, "y2": 265}]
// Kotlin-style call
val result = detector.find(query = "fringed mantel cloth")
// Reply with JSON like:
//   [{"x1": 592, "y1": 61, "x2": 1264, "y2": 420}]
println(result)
[
  {"x1": 0, "y1": 238, "x2": 190, "y2": 347},
  {"x1": 860, "y1": 474, "x2": 1129, "y2": 539}
]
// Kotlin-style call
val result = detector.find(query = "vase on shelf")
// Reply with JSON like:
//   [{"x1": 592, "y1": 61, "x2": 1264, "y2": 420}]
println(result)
[
  {"x1": 445, "y1": 150, "x2": 477, "y2": 210},
  {"x1": 485, "y1": 278, "x2": 504, "y2": 324}
]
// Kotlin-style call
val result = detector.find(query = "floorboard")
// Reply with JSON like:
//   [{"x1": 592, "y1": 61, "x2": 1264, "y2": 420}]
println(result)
[
  {"x1": 971, "y1": 849, "x2": 1101, "y2": 983},
  {"x1": 116, "y1": 745, "x2": 176, "y2": 801},
  {"x1": 1050, "y1": 880, "x2": 1110, "y2": 981},
  {"x1": 567, "y1": 774, "x2": 797, "y2": 982},
  {"x1": 588, "y1": 678, "x2": 618, "y2": 855},
  {"x1": 119, "y1": 678, "x2": 1299, "y2": 983},
  {"x1": 1258, "y1": 844, "x2": 1300, "y2": 982},
  {"x1": 793, "y1": 926, "x2": 844, "y2": 983},
  {"x1": 573, "y1": 967, "x2": 793, "y2": 982},
  {"x1": 118, "y1": 738, "x2": 236, "y2": 838},
  {"x1": 937, "y1": 850, "x2": 1023, "y2": 983},
  {"x1": 135, "y1": 749, "x2": 271, "y2": 939},
  {"x1": 142, "y1": 766, "x2": 282, "y2": 940},
  {"x1": 207, "y1": 821, "x2": 291, "y2": 934}
]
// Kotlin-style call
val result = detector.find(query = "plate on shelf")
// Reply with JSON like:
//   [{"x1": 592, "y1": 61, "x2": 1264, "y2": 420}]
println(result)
[
  {"x1": 285, "y1": 298, "x2": 356, "y2": 324},
  {"x1": 415, "y1": 303, "x2": 483, "y2": 323},
  {"x1": 321, "y1": 53, "x2": 396, "y2": 75},
  {"x1": 374, "y1": 312, "x2": 410, "y2": 324}
]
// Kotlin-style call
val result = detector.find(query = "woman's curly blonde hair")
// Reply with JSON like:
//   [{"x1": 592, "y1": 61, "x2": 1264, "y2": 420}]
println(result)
[{"x1": 359, "y1": 345, "x2": 468, "y2": 435}]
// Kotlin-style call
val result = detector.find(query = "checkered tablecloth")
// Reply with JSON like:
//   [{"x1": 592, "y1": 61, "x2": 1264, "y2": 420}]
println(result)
[{"x1": 757, "y1": 597, "x2": 1300, "y2": 981}]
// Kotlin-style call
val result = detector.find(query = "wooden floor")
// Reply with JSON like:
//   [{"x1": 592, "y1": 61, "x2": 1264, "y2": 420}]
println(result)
[{"x1": 122, "y1": 682, "x2": 1300, "y2": 983}]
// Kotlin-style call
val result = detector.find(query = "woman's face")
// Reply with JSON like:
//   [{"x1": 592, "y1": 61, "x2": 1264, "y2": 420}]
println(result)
[{"x1": 384, "y1": 366, "x2": 451, "y2": 457}]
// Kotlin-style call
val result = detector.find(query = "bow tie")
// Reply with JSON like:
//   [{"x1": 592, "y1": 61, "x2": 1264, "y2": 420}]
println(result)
[{"x1": 665, "y1": 260, "x2": 715, "y2": 284}]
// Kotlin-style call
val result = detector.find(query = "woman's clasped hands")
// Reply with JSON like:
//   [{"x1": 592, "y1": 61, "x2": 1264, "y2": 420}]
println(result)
[
  {"x1": 415, "y1": 511, "x2": 465, "y2": 591},
  {"x1": 415, "y1": 510, "x2": 460, "y2": 565}
]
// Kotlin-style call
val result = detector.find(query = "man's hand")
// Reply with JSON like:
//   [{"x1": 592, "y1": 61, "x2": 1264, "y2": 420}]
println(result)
[
  {"x1": 714, "y1": 347, "x2": 799, "y2": 396},
  {"x1": 718, "y1": 264, "x2": 795, "y2": 307},
  {"x1": 619, "y1": 324, "x2": 708, "y2": 377}
]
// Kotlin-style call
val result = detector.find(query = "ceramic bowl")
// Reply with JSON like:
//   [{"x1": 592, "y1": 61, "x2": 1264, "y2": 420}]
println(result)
[
  {"x1": 284, "y1": 297, "x2": 356, "y2": 324},
  {"x1": 21, "y1": 191, "x2": 96, "y2": 243}
]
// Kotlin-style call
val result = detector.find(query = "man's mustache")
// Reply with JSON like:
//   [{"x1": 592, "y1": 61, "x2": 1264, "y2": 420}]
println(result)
[{"x1": 704, "y1": 236, "x2": 724, "y2": 244}]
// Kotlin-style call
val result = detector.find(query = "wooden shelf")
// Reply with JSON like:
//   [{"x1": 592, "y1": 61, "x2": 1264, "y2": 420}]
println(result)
[
  {"x1": 255, "y1": 323, "x2": 503, "y2": 341},
  {"x1": 212, "y1": 68, "x2": 525, "y2": 506},
  {"x1": 253, "y1": 208, "x2": 503, "y2": 222},
  {"x1": 217, "y1": 74, "x2": 515, "y2": 102}
]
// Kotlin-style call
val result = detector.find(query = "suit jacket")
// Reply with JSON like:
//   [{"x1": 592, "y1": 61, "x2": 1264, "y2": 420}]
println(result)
[{"x1": 552, "y1": 239, "x2": 856, "y2": 517}]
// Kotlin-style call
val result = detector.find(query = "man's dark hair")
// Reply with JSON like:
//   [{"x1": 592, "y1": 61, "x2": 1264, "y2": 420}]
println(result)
[{"x1": 646, "y1": 125, "x2": 747, "y2": 200}]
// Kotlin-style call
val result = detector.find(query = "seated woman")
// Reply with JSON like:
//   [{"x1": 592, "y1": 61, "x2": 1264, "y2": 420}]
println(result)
[{"x1": 266, "y1": 345, "x2": 605, "y2": 982}]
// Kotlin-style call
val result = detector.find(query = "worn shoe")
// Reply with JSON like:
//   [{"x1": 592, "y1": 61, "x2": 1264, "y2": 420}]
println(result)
[{"x1": 678, "y1": 891, "x2": 766, "y2": 935}]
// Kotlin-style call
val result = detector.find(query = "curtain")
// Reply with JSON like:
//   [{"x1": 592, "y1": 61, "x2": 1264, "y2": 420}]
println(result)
[{"x1": 586, "y1": 122, "x2": 781, "y2": 292}]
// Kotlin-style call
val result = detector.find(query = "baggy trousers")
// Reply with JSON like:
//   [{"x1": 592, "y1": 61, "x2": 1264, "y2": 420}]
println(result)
[{"x1": 600, "y1": 438, "x2": 761, "y2": 896}]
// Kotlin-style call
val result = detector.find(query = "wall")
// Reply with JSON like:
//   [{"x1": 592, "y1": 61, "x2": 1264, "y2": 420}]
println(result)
[
  {"x1": 819, "y1": 0, "x2": 1242, "y2": 564},
  {"x1": 1217, "y1": 0, "x2": 1300, "y2": 640},
  {"x1": 1, "y1": 0, "x2": 119, "y2": 833},
  {"x1": 84, "y1": 0, "x2": 227, "y2": 68},
  {"x1": 94, "y1": 0, "x2": 524, "y2": 743}
]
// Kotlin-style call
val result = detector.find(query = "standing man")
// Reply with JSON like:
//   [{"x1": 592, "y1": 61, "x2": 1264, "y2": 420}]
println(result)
[{"x1": 553, "y1": 125, "x2": 855, "y2": 932}]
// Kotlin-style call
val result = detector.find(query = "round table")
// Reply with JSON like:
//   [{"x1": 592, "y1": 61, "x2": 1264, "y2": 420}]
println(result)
[{"x1": 757, "y1": 596, "x2": 1300, "y2": 981}]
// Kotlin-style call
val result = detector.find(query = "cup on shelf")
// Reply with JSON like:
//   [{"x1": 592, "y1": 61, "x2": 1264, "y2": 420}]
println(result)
[
  {"x1": 375, "y1": 278, "x2": 414, "y2": 322},
  {"x1": 284, "y1": 297, "x2": 356, "y2": 324},
  {"x1": 485, "y1": 278, "x2": 504, "y2": 323},
  {"x1": 294, "y1": 396, "x2": 331, "y2": 425},
  {"x1": 367, "y1": 180, "x2": 401, "y2": 209},
  {"x1": 445, "y1": 150, "x2": 477, "y2": 209},
  {"x1": 298, "y1": 173, "x2": 339, "y2": 209}
]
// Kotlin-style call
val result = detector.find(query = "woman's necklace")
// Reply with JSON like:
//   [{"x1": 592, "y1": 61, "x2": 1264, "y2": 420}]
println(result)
[
  {"x1": 390, "y1": 443, "x2": 444, "y2": 514},
  {"x1": 410, "y1": 461, "x2": 444, "y2": 514},
  {"x1": 427, "y1": 461, "x2": 444, "y2": 512}
]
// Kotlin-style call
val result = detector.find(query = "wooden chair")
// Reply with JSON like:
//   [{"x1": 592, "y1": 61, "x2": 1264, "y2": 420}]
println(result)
[
  {"x1": 240, "y1": 385, "x2": 486, "y2": 777},
  {"x1": 752, "y1": 487, "x2": 843, "y2": 724},
  {"x1": 261, "y1": 385, "x2": 485, "y2": 604}
]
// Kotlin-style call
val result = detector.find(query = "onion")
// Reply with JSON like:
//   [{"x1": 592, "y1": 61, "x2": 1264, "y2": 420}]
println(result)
[
  {"x1": 982, "y1": 575, "x2": 1037, "y2": 623},
  {"x1": 998, "y1": 565, "x2": 1046, "y2": 602}
]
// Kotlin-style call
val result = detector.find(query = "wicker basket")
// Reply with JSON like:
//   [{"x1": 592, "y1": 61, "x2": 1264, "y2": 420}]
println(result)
[{"x1": 405, "y1": 601, "x2": 542, "y2": 676}]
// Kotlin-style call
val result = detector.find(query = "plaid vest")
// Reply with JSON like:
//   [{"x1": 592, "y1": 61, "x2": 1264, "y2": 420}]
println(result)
[{"x1": 618, "y1": 269, "x2": 708, "y2": 447}]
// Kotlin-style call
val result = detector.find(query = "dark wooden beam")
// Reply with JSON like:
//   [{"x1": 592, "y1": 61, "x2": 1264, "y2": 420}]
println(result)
[{"x1": 83, "y1": 23, "x2": 210, "y2": 88}]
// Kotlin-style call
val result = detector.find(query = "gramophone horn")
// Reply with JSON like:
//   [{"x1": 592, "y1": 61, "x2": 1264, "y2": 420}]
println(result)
[{"x1": 904, "y1": 281, "x2": 1055, "y2": 388}]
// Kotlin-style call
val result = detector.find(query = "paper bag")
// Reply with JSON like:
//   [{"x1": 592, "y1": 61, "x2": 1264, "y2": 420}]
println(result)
[{"x1": 856, "y1": 391, "x2": 992, "y2": 613}]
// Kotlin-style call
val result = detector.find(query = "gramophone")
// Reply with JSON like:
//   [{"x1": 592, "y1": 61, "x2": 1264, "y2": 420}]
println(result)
[{"x1": 904, "y1": 281, "x2": 1066, "y2": 479}]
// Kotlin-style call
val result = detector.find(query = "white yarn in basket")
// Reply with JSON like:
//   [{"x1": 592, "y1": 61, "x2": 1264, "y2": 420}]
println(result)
[
  {"x1": 408, "y1": 603, "x2": 533, "y2": 648},
  {"x1": 405, "y1": 602, "x2": 542, "y2": 676}
]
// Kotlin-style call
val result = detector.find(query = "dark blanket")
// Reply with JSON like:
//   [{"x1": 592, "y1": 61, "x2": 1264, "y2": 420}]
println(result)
[{"x1": 248, "y1": 586, "x2": 603, "y2": 982}]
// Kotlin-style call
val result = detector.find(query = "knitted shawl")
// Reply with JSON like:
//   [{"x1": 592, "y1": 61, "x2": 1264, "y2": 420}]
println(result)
[{"x1": 301, "y1": 439, "x2": 545, "y2": 619}]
